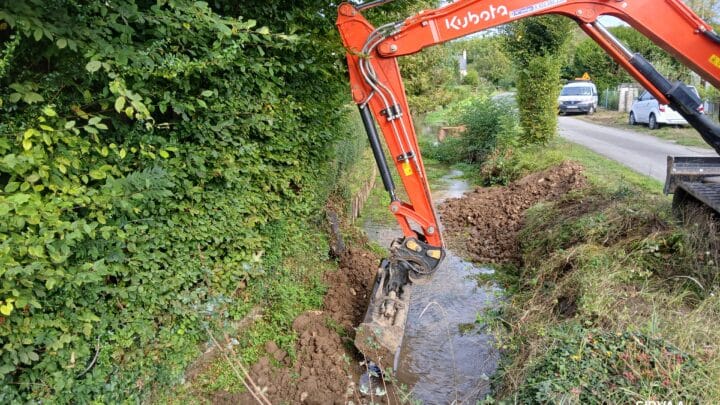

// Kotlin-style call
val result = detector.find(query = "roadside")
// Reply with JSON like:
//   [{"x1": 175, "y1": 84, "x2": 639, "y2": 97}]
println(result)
[
  {"x1": 576, "y1": 109, "x2": 711, "y2": 148},
  {"x1": 558, "y1": 115, "x2": 716, "y2": 182}
]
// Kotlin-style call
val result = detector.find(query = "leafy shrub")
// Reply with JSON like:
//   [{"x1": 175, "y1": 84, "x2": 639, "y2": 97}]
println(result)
[
  {"x1": 425, "y1": 95, "x2": 519, "y2": 169},
  {"x1": 462, "y1": 70, "x2": 480, "y2": 87},
  {"x1": 519, "y1": 325, "x2": 703, "y2": 403},
  {"x1": 0, "y1": 1, "x2": 356, "y2": 402}
]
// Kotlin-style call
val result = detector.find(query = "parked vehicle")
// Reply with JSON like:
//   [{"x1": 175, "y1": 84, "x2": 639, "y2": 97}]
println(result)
[
  {"x1": 629, "y1": 86, "x2": 702, "y2": 129},
  {"x1": 558, "y1": 81, "x2": 599, "y2": 115}
]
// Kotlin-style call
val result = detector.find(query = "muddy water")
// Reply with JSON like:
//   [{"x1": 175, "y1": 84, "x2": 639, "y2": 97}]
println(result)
[{"x1": 363, "y1": 169, "x2": 500, "y2": 404}]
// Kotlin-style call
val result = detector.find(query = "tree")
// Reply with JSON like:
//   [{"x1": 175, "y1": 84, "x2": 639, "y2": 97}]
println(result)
[
  {"x1": 566, "y1": 26, "x2": 694, "y2": 92},
  {"x1": 685, "y1": 0, "x2": 720, "y2": 23},
  {"x1": 450, "y1": 36, "x2": 515, "y2": 89},
  {"x1": 400, "y1": 45, "x2": 459, "y2": 115},
  {"x1": 505, "y1": 16, "x2": 574, "y2": 144}
]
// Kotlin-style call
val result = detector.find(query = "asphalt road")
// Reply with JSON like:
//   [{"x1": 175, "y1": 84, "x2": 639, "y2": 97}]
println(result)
[{"x1": 558, "y1": 116, "x2": 718, "y2": 182}]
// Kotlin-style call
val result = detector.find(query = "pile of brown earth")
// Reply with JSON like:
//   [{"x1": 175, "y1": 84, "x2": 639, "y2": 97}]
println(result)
[
  {"x1": 215, "y1": 248, "x2": 379, "y2": 405},
  {"x1": 439, "y1": 162, "x2": 587, "y2": 264}
]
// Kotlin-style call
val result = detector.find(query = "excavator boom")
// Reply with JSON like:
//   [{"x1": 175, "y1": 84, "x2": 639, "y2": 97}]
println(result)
[{"x1": 337, "y1": 0, "x2": 720, "y2": 373}]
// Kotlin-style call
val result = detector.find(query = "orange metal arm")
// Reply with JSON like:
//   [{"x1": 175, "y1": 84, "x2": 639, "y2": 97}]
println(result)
[
  {"x1": 374, "y1": 1, "x2": 720, "y2": 91},
  {"x1": 337, "y1": 4, "x2": 442, "y2": 247},
  {"x1": 337, "y1": 0, "x2": 720, "y2": 248}
]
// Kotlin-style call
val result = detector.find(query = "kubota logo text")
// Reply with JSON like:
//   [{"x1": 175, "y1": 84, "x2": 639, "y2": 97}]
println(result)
[{"x1": 444, "y1": 5, "x2": 509, "y2": 30}]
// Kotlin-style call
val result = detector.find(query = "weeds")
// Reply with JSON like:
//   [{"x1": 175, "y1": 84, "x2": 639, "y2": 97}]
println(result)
[
  {"x1": 206, "y1": 330, "x2": 271, "y2": 405},
  {"x1": 519, "y1": 326, "x2": 705, "y2": 403}
]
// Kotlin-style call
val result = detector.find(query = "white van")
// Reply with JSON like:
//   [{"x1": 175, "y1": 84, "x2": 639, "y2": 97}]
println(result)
[{"x1": 558, "y1": 81, "x2": 599, "y2": 115}]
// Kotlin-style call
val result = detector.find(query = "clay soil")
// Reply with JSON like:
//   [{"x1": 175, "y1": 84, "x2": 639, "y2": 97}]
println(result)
[
  {"x1": 214, "y1": 248, "x2": 379, "y2": 405},
  {"x1": 439, "y1": 162, "x2": 587, "y2": 264}
]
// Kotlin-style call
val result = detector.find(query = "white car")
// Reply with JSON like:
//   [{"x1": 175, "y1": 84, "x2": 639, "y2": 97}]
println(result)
[
  {"x1": 558, "y1": 81, "x2": 599, "y2": 115},
  {"x1": 629, "y1": 87, "x2": 702, "y2": 129}
]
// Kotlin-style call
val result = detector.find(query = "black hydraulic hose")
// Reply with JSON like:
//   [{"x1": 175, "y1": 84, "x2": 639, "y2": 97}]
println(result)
[
  {"x1": 629, "y1": 53, "x2": 673, "y2": 93},
  {"x1": 703, "y1": 29, "x2": 720, "y2": 46},
  {"x1": 359, "y1": 105, "x2": 398, "y2": 201},
  {"x1": 630, "y1": 53, "x2": 720, "y2": 154}
]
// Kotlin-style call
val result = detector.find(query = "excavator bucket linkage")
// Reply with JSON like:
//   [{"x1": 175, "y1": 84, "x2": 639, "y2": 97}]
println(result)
[{"x1": 355, "y1": 237, "x2": 444, "y2": 371}]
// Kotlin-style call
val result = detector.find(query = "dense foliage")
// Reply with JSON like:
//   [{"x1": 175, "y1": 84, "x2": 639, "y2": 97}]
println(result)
[
  {"x1": 401, "y1": 46, "x2": 461, "y2": 115},
  {"x1": 566, "y1": 26, "x2": 692, "y2": 92},
  {"x1": 450, "y1": 36, "x2": 515, "y2": 90},
  {"x1": 0, "y1": 0, "x2": 358, "y2": 402},
  {"x1": 423, "y1": 93, "x2": 522, "y2": 186},
  {"x1": 505, "y1": 16, "x2": 573, "y2": 144},
  {"x1": 519, "y1": 327, "x2": 702, "y2": 403}
]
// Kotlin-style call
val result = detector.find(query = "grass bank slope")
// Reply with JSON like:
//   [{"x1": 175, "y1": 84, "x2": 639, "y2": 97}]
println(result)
[{"x1": 446, "y1": 140, "x2": 719, "y2": 403}]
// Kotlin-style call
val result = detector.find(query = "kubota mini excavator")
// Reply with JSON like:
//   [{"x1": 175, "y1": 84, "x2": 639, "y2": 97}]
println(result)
[{"x1": 337, "y1": 0, "x2": 720, "y2": 373}]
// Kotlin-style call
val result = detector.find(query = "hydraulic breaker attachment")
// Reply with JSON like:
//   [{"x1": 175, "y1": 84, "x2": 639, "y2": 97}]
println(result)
[
  {"x1": 666, "y1": 156, "x2": 720, "y2": 213},
  {"x1": 355, "y1": 237, "x2": 444, "y2": 371}
]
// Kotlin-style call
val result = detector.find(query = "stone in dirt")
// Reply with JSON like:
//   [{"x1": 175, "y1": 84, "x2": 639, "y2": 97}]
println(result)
[
  {"x1": 214, "y1": 248, "x2": 379, "y2": 405},
  {"x1": 439, "y1": 162, "x2": 587, "y2": 264}
]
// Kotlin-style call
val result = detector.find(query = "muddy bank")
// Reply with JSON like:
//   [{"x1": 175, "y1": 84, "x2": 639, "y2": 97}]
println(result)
[
  {"x1": 439, "y1": 162, "x2": 587, "y2": 264},
  {"x1": 216, "y1": 248, "x2": 378, "y2": 405}
]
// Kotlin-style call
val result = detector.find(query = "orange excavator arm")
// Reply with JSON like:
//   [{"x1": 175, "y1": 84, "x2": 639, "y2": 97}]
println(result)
[{"x1": 338, "y1": 0, "x2": 720, "y2": 370}]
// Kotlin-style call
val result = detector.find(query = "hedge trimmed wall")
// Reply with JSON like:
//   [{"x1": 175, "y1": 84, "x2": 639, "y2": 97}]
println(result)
[{"x1": 0, "y1": 1, "x2": 356, "y2": 401}]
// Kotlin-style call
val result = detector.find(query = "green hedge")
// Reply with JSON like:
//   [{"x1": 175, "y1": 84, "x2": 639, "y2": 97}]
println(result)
[
  {"x1": 505, "y1": 16, "x2": 573, "y2": 144},
  {"x1": 0, "y1": 1, "x2": 353, "y2": 402}
]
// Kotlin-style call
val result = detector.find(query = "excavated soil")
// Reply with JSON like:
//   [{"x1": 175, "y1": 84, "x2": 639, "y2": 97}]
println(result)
[
  {"x1": 216, "y1": 248, "x2": 379, "y2": 405},
  {"x1": 439, "y1": 162, "x2": 587, "y2": 264}
]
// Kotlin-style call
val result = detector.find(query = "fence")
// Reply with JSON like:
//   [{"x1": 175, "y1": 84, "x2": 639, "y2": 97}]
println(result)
[
  {"x1": 599, "y1": 86, "x2": 720, "y2": 123},
  {"x1": 600, "y1": 88, "x2": 619, "y2": 111}
]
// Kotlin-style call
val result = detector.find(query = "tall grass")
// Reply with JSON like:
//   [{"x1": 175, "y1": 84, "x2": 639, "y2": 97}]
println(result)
[{"x1": 489, "y1": 167, "x2": 720, "y2": 402}]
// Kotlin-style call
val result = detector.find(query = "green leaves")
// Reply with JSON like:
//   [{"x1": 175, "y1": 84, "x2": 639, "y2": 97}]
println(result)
[
  {"x1": 0, "y1": 364, "x2": 15, "y2": 376},
  {"x1": 85, "y1": 60, "x2": 102, "y2": 73},
  {"x1": 8, "y1": 82, "x2": 44, "y2": 104},
  {"x1": 115, "y1": 96, "x2": 126, "y2": 113},
  {"x1": 505, "y1": 16, "x2": 573, "y2": 144},
  {"x1": 0, "y1": 0, "x2": 356, "y2": 402},
  {"x1": 0, "y1": 299, "x2": 14, "y2": 316}
]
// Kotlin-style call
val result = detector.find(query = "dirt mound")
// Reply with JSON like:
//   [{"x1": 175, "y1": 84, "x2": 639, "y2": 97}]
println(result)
[
  {"x1": 439, "y1": 162, "x2": 587, "y2": 264},
  {"x1": 220, "y1": 248, "x2": 379, "y2": 404}
]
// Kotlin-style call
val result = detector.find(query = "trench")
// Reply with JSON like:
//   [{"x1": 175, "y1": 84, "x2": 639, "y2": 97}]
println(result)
[{"x1": 363, "y1": 168, "x2": 501, "y2": 404}]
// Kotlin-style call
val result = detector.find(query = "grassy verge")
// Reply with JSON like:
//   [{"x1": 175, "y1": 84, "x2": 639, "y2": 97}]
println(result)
[
  {"x1": 577, "y1": 109, "x2": 710, "y2": 148},
  {"x1": 510, "y1": 138, "x2": 663, "y2": 192},
  {"x1": 484, "y1": 140, "x2": 720, "y2": 403}
]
